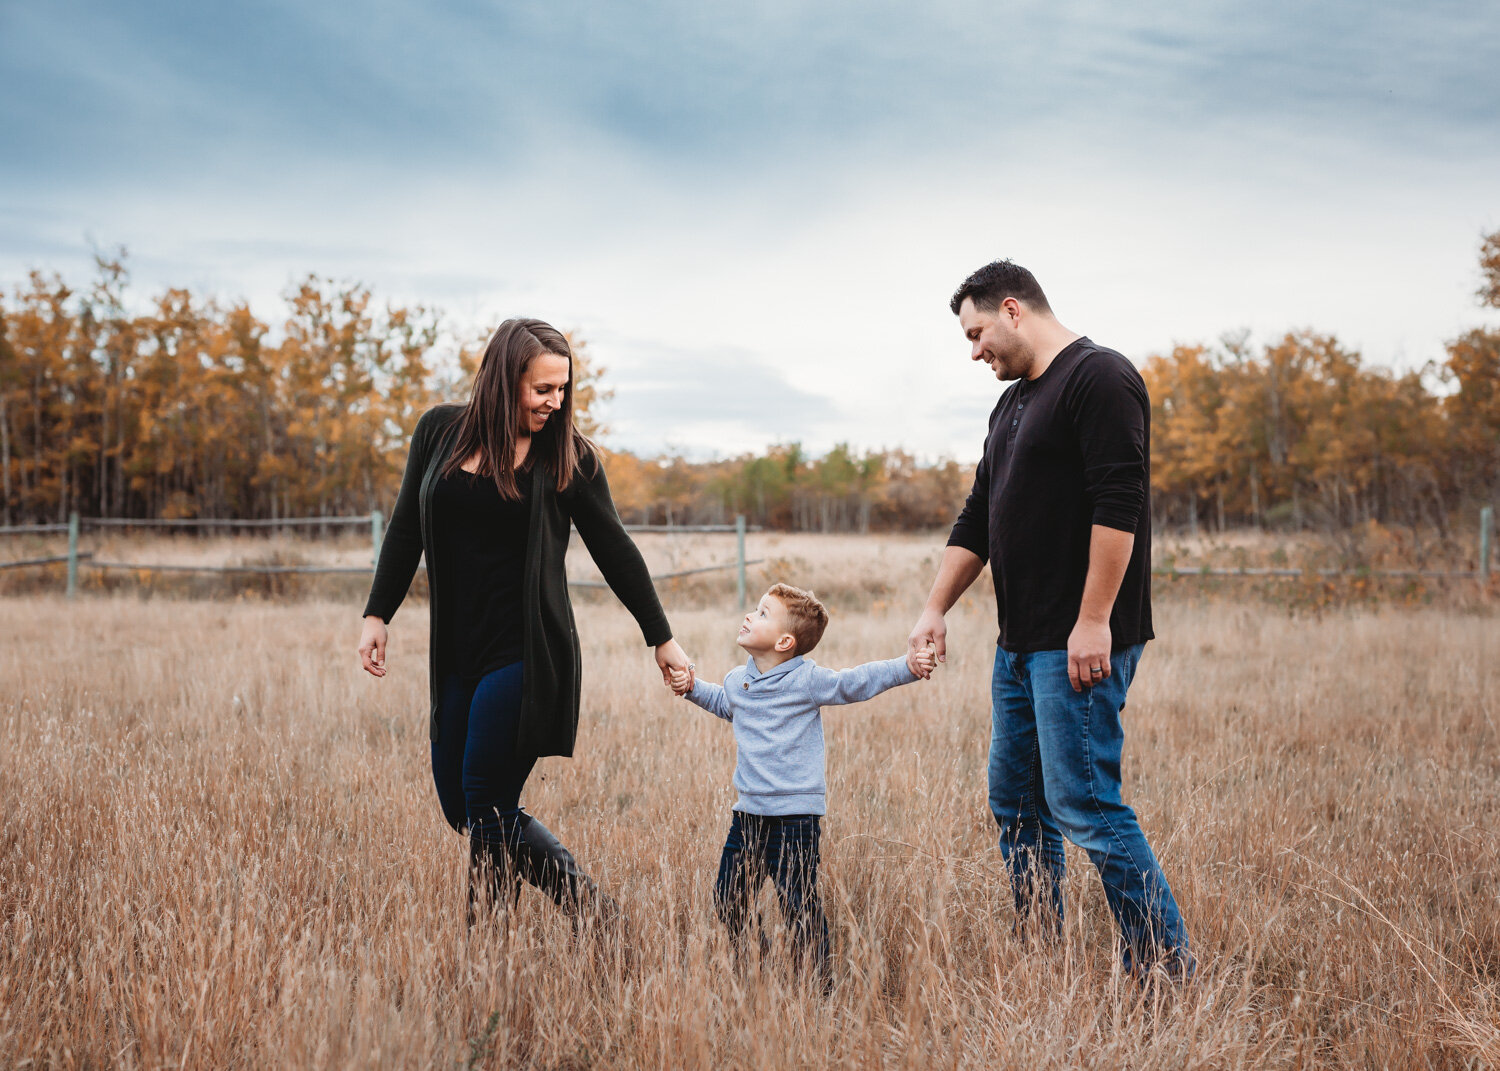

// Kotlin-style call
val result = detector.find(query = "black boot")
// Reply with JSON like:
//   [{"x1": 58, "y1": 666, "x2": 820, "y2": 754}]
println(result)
[
  {"x1": 467, "y1": 824, "x2": 521, "y2": 926},
  {"x1": 507, "y1": 812, "x2": 623, "y2": 928}
]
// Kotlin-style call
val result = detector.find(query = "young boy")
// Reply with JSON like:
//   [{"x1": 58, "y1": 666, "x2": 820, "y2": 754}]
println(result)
[{"x1": 669, "y1": 583, "x2": 935, "y2": 977}]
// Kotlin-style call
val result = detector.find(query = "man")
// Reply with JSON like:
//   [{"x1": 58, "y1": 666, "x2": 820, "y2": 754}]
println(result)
[{"x1": 908, "y1": 259, "x2": 1192, "y2": 979}]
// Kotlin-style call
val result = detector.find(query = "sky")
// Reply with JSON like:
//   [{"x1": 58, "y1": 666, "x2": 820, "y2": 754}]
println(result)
[{"x1": 3, "y1": 1, "x2": 1498, "y2": 459}]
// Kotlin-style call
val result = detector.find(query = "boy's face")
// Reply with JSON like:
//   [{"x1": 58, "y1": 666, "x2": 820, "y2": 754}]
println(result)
[{"x1": 737, "y1": 593, "x2": 796, "y2": 656}]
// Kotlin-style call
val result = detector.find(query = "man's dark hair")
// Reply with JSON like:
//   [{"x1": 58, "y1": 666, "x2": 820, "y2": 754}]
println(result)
[{"x1": 949, "y1": 260, "x2": 1052, "y2": 316}]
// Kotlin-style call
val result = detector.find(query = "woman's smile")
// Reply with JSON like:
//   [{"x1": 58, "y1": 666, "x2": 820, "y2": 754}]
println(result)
[{"x1": 520, "y1": 352, "x2": 571, "y2": 434}]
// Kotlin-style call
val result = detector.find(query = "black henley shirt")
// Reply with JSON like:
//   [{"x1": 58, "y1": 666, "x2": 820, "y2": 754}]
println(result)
[{"x1": 947, "y1": 337, "x2": 1153, "y2": 653}]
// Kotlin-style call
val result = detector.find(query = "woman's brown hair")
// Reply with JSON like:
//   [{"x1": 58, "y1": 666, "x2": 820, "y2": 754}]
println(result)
[{"x1": 441, "y1": 318, "x2": 597, "y2": 497}]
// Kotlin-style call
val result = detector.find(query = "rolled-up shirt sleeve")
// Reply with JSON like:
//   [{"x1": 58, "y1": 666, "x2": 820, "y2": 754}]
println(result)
[
  {"x1": 1070, "y1": 359, "x2": 1149, "y2": 533},
  {"x1": 946, "y1": 415, "x2": 995, "y2": 562}
]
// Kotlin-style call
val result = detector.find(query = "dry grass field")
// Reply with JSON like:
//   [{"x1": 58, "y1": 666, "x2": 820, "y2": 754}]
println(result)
[{"x1": 2, "y1": 534, "x2": 1498, "y2": 1069}]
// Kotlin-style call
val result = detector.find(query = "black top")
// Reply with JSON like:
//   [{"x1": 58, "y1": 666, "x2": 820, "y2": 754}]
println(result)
[
  {"x1": 947, "y1": 337, "x2": 1153, "y2": 653},
  {"x1": 432, "y1": 466, "x2": 530, "y2": 680},
  {"x1": 362, "y1": 405, "x2": 673, "y2": 757}
]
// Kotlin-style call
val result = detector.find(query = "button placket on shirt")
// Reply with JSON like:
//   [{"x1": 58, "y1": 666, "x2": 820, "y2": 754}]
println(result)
[{"x1": 1012, "y1": 384, "x2": 1028, "y2": 429}]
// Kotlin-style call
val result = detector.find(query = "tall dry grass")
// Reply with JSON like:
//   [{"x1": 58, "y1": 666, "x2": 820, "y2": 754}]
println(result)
[{"x1": 1, "y1": 544, "x2": 1498, "y2": 1068}]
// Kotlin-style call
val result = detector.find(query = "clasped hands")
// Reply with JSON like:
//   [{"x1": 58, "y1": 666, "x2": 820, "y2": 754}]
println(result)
[
  {"x1": 668, "y1": 664, "x2": 695, "y2": 696},
  {"x1": 655, "y1": 639, "x2": 695, "y2": 694}
]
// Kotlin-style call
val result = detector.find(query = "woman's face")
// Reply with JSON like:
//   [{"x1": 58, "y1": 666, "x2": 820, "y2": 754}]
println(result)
[{"x1": 519, "y1": 353, "x2": 571, "y2": 435}]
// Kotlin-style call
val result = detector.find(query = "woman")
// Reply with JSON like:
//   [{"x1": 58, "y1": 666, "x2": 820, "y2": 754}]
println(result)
[{"x1": 357, "y1": 318, "x2": 692, "y2": 922}]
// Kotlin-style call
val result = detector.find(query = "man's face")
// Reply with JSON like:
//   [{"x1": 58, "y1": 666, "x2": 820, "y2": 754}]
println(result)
[{"x1": 959, "y1": 297, "x2": 1031, "y2": 381}]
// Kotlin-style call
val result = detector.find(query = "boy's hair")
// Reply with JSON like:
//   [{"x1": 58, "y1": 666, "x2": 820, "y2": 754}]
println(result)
[{"x1": 767, "y1": 583, "x2": 829, "y2": 655}]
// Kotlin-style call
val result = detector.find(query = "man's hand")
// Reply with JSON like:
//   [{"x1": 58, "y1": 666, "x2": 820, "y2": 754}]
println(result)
[
  {"x1": 1066, "y1": 525, "x2": 1134, "y2": 692},
  {"x1": 1067, "y1": 617, "x2": 1112, "y2": 692},
  {"x1": 908, "y1": 545, "x2": 983, "y2": 680},
  {"x1": 907, "y1": 609, "x2": 947, "y2": 679},
  {"x1": 907, "y1": 643, "x2": 937, "y2": 679}
]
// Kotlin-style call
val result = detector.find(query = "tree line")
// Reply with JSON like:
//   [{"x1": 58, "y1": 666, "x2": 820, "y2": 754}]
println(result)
[
  {"x1": 2, "y1": 237, "x2": 1497, "y2": 533},
  {"x1": 1145, "y1": 230, "x2": 1500, "y2": 536},
  {"x1": 1145, "y1": 327, "x2": 1497, "y2": 538},
  {"x1": 0, "y1": 257, "x2": 604, "y2": 527}
]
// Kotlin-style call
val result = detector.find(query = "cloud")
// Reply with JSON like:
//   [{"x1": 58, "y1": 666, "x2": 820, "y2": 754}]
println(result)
[
  {"x1": 595, "y1": 339, "x2": 840, "y2": 457},
  {"x1": 2, "y1": 1, "x2": 1497, "y2": 460},
  {"x1": 6, "y1": 1, "x2": 1498, "y2": 192}
]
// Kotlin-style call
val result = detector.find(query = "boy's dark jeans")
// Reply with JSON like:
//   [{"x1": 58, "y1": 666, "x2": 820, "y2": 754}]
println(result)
[{"x1": 714, "y1": 811, "x2": 830, "y2": 974}]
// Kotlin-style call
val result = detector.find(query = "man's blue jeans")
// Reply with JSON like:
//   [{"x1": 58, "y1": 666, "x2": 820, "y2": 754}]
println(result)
[{"x1": 989, "y1": 644, "x2": 1192, "y2": 975}]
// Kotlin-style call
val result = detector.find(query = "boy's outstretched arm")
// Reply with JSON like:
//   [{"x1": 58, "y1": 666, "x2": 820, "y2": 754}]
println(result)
[
  {"x1": 680, "y1": 674, "x2": 733, "y2": 721},
  {"x1": 807, "y1": 655, "x2": 922, "y2": 707}
]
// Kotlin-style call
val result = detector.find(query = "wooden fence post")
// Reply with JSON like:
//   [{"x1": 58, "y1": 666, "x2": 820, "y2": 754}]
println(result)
[
  {"x1": 736, "y1": 514, "x2": 747, "y2": 609},
  {"x1": 1481, "y1": 505, "x2": 1493, "y2": 589},
  {"x1": 371, "y1": 509, "x2": 384, "y2": 565},
  {"x1": 67, "y1": 511, "x2": 79, "y2": 599}
]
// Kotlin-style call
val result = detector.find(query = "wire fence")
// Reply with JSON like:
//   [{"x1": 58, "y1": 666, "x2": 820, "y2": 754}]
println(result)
[
  {"x1": 0, "y1": 512, "x2": 767, "y2": 605},
  {"x1": 1157, "y1": 507, "x2": 1493, "y2": 583},
  {"x1": 1, "y1": 508, "x2": 1494, "y2": 599},
  {"x1": 1157, "y1": 566, "x2": 1484, "y2": 579},
  {"x1": 84, "y1": 516, "x2": 372, "y2": 529}
]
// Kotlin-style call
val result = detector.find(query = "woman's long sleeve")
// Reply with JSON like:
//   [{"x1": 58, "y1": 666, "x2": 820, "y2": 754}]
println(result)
[
  {"x1": 568, "y1": 456, "x2": 672, "y2": 647},
  {"x1": 361, "y1": 414, "x2": 430, "y2": 622}
]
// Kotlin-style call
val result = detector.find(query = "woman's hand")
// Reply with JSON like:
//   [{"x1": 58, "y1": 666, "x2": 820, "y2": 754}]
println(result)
[
  {"x1": 655, "y1": 639, "x2": 693, "y2": 692},
  {"x1": 358, "y1": 615, "x2": 389, "y2": 677}
]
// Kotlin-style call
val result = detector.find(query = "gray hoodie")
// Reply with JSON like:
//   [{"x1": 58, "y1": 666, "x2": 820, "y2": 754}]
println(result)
[{"x1": 685, "y1": 653, "x2": 918, "y2": 816}]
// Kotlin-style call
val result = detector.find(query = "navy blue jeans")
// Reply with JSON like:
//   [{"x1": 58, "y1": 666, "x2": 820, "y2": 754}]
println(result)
[
  {"x1": 714, "y1": 811, "x2": 831, "y2": 972},
  {"x1": 432, "y1": 663, "x2": 535, "y2": 845},
  {"x1": 989, "y1": 644, "x2": 1193, "y2": 976}
]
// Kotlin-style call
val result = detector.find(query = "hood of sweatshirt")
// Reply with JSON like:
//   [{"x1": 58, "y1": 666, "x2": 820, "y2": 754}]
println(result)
[{"x1": 742, "y1": 654, "x2": 806, "y2": 687}]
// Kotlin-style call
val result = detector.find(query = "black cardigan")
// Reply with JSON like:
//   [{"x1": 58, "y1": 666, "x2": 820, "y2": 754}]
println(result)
[{"x1": 362, "y1": 404, "x2": 673, "y2": 757}]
